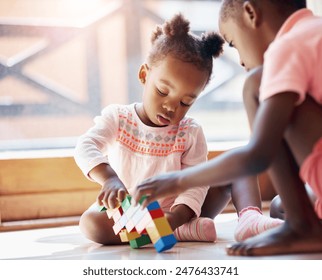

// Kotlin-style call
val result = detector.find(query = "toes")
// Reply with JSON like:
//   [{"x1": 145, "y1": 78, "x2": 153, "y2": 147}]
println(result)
[{"x1": 226, "y1": 242, "x2": 244, "y2": 256}]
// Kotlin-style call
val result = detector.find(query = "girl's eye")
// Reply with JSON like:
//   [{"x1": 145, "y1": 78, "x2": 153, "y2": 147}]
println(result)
[
  {"x1": 180, "y1": 101, "x2": 191, "y2": 107},
  {"x1": 157, "y1": 88, "x2": 167, "y2": 96}
]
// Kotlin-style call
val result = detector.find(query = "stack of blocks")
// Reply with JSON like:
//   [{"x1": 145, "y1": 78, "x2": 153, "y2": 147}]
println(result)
[{"x1": 100, "y1": 195, "x2": 177, "y2": 253}]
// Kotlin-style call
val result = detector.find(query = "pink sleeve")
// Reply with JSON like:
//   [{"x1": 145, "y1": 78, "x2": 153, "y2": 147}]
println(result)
[
  {"x1": 260, "y1": 39, "x2": 311, "y2": 105},
  {"x1": 74, "y1": 105, "x2": 118, "y2": 180},
  {"x1": 170, "y1": 123, "x2": 209, "y2": 217}
]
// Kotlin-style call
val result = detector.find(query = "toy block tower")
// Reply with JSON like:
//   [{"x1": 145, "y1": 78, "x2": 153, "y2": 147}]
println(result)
[{"x1": 100, "y1": 195, "x2": 177, "y2": 252}]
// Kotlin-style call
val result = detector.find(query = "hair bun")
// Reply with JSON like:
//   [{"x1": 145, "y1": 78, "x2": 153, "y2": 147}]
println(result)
[
  {"x1": 151, "y1": 25, "x2": 163, "y2": 44},
  {"x1": 202, "y1": 32, "x2": 225, "y2": 58},
  {"x1": 163, "y1": 13, "x2": 190, "y2": 38}
]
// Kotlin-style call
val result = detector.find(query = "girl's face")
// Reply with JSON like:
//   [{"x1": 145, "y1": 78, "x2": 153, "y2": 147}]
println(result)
[
  {"x1": 219, "y1": 17, "x2": 265, "y2": 71},
  {"x1": 137, "y1": 55, "x2": 209, "y2": 127}
]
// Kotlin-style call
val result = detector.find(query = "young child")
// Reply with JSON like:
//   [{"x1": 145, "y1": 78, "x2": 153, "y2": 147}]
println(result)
[
  {"x1": 133, "y1": 0, "x2": 322, "y2": 256},
  {"x1": 74, "y1": 13, "x2": 281, "y2": 246}
]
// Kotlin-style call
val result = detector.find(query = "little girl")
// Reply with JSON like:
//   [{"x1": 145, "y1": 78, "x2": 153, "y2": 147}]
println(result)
[{"x1": 74, "y1": 13, "x2": 281, "y2": 245}]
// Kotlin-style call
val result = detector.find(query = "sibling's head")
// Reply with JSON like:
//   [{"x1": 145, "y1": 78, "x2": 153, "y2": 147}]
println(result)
[
  {"x1": 220, "y1": 0, "x2": 306, "y2": 23},
  {"x1": 138, "y1": 14, "x2": 224, "y2": 127},
  {"x1": 219, "y1": 0, "x2": 306, "y2": 70}
]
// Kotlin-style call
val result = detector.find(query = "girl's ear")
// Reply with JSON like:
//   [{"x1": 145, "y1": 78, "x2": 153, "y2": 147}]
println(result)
[
  {"x1": 242, "y1": 1, "x2": 261, "y2": 28},
  {"x1": 138, "y1": 64, "x2": 149, "y2": 84}
]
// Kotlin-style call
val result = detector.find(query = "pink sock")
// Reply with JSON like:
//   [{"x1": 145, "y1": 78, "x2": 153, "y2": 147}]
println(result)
[
  {"x1": 174, "y1": 217, "x2": 217, "y2": 242},
  {"x1": 234, "y1": 206, "x2": 284, "y2": 242}
]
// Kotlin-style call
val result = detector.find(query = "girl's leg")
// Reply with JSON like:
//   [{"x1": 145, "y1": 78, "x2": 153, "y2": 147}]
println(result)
[
  {"x1": 79, "y1": 203, "x2": 123, "y2": 245},
  {"x1": 201, "y1": 185, "x2": 232, "y2": 218},
  {"x1": 227, "y1": 67, "x2": 322, "y2": 256},
  {"x1": 169, "y1": 186, "x2": 232, "y2": 242},
  {"x1": 201, "y1": 177, "x2": 282, "y2": 242},
  {"x1": 168, "y1": 203, "x2": 218, "y2": 242},
  {"x1": 232, "y1": 176, "x2": 283, "y2": 241}
]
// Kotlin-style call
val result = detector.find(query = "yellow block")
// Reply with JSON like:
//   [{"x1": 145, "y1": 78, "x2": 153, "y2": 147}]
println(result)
[
  {"x1": 119, "y1": 229, "x2": 141, "y2": 242},
  {"x1": 145, "y1": 217, "x2": 173, "y2": 243}
]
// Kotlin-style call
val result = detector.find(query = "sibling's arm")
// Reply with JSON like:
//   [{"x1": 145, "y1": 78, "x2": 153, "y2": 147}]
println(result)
[{"x1": 134, "y1": 92, "x2": 299, "y2": 207}]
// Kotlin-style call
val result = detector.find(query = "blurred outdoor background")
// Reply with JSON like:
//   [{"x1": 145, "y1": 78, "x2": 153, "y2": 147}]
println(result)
[{"x1": 0, "y1": 0, "x2": 319, "y2": 151}]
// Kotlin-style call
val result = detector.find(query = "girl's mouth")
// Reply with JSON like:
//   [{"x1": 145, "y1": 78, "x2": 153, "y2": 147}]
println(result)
[{"x1": 157, "y1": 114, "x2": 171, "y2": 126}]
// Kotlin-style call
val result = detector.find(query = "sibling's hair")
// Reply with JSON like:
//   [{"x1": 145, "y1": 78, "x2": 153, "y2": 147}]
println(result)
[
  {"x1": 220, "y1": 0, "x2": 307, "y2": 22},
  {"x1": 147, "y1": 14, "x2": 224, "y2": 84}
]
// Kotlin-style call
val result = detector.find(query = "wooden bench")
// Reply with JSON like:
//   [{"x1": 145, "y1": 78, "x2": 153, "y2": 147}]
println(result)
[{"x1": 0, "y1": 149, "x2": 275, "y2": 231}]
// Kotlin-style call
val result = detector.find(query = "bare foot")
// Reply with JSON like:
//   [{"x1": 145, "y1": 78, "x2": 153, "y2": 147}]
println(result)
[{"x1": 226, "y1": 221, "x2": 322, "y2": 256}]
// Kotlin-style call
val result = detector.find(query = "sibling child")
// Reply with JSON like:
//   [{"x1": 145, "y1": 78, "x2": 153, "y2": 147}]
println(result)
[
  {"x1": 133, "y1": 1, "x2": 322, "y2": 256},
  {"x1": 75, "y1": 13, "x2": 281, "y2": 245}
]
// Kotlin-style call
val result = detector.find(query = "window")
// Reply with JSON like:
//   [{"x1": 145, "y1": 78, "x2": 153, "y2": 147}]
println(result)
[{"x1": 0, "y1": 0, "x2": 250, "y2": 152}]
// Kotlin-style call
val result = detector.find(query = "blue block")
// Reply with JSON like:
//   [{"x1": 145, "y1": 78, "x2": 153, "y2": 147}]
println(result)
[
  {"x1": 146, "y1": 201, "x2": 160, "y2": 211},
  {"x1": 153, "y1": 234, "x2": 177, "y2": 253}
]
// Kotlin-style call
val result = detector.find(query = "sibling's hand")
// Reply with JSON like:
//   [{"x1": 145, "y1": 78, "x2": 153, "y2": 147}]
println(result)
[
  {"x1": 133, "y1": 171, "x2": 185, "y2": 208},
  {"x1": 97, "y1": 176, "x2": 127, "y2": 209}
]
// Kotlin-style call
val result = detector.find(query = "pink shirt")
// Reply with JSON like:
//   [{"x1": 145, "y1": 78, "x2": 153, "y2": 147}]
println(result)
[
  {"x1": 260, "y1": 9, "x2": 322, "y2": 105},
  {"x1": 74, "y1": 103, "x2": 209, "y2": 216}
]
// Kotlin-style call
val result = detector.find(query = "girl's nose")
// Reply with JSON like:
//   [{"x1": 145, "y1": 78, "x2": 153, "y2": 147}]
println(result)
[{"x1": 162, "y1": 100, "x2": 176, "y2": 114}]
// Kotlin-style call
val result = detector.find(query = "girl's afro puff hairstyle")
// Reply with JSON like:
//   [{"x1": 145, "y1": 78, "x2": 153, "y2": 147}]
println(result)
[{"x1": 147, "y1": 13, "x2": 225, "y2": 84}]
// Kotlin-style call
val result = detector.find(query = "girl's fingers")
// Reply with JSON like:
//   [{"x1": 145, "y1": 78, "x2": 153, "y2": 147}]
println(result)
[
  {"x1": 96, "y1": 192, "x2": 104, "y2": 206},
  {"x1": 117, "y1": 189, "x2": 127, "y2": 206},
  {"x1": 108, "y1": 191, "x2": 117, "y2": 209},
  {"x1": 101, "y1": 191, "x2": 110, "y2": 208}
]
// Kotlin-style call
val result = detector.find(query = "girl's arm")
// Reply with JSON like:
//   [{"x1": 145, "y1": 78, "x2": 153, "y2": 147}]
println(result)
[
  {"x1": 89, "y1": 163, "x2": 127, "y2": 209},
  {"x1": 74, "y1": 105, "x2": 126, "y2": 208}
]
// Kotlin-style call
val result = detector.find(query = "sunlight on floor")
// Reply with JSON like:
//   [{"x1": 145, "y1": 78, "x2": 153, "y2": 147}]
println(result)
[
  {"x1": 0, "y1": 226, "x2": 87, "y2": 259},
  {"x1": 0, "y1": 213, "x2": 237, "y2": 260},
  {"x1": 1, "y1": 212, "x2": 322, "y2": 261}
]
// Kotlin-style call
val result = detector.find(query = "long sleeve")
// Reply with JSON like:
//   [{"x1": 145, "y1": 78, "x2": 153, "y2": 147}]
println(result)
[{"x1": 74, "y1": 105, "x2": 118, "y2": 180}]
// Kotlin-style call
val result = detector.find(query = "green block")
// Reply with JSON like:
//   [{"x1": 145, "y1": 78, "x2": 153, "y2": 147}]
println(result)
[
  {"x1": 99, "y1": 205, "x2": 107, "y2": 212},
  {"x1": 121, "y1": 195, "x2": 132, "y2": 211},
  {"x1": 138, "y1": 195, "x2": 148, "y2": 205},
  {"x1": 129, "y1": 234, "x2": 151, "y2": 249}
]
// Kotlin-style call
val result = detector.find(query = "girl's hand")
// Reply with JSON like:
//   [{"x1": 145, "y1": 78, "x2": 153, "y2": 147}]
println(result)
[
  {"x1": 97, "y1": 176, "x2": 127, "y2": 209},
  {"x1": 133, "y1": 171, "x2": 186, "y2": 208}
]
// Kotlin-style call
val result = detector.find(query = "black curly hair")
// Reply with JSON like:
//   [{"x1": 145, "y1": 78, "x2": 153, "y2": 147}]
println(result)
[
  {"x1": 220, "y1": 0, "x2": 307, "y2": 22},
  {"x1": 147, "y1": 13, "x2": 225, "y2": 84}
]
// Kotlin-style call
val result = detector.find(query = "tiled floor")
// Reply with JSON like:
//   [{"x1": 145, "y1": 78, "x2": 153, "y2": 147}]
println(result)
[{"x1": 1, "y1": 212, "x2": 322, "y2": 260}]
